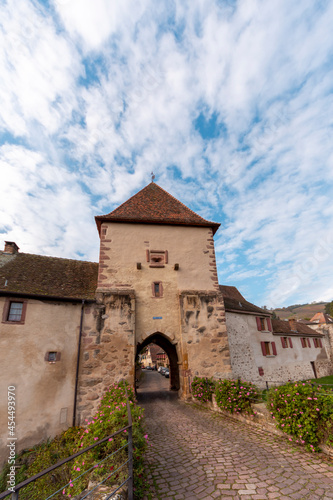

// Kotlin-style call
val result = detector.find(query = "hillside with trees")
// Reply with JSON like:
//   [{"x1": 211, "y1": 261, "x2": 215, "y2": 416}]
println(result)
[{"x1": 272, "y1": 301, "x2": 328, "y2": 320}]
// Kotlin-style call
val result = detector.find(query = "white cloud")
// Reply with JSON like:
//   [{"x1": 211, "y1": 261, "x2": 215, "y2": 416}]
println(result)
[{"x1": 1, "y1": 0, "x2": 333, "y2": 308}]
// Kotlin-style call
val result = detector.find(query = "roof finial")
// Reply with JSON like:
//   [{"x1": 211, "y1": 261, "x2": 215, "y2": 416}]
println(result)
[{"x1": 151, "y1": 171, "x2": 155, "y2": 182}]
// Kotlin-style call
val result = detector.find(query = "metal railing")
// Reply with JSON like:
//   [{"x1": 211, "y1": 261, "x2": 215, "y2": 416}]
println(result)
[{"x1": 0, "y1": 384, "x2": 134, "y2": 500}]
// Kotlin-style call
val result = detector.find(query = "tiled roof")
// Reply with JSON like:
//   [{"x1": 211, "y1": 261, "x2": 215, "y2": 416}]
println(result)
[
  {"x1": 95, "y1": 183, "x2": 220, "y2": 235},
  {"x1": 0, "y1": 252, "x2": 98, "y2": 300},
  {"x1": 272, "y1": 319, "x2": 324, "y2": 337},
  {"x1": 309, "y1": 312, "x2": 333, "y2": 324},
  {"x1": 219, "y1": 285, "x2": 270, "y2": 316}
]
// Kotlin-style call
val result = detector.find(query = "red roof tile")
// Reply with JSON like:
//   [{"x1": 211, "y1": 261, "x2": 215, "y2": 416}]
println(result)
[{"x1": 95, "y1": 182, "x2": 220, "y2": 234}]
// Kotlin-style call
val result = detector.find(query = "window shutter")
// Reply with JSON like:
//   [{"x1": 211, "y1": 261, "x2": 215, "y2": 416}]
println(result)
[
  {"x1": 256, "y1": 317, "x2": 262, "y2": 331},
  {"x1": 261, "y1": 342, "x2": 267, "y2": 356},
  {"x1": 267, "y1": 317, "x2": 272, "y2": 331},
  {"x1": 288, "y1": 338, "x2": 293, "y2": 348},
  {"x1": 301, "y1": 338, "x2": 305, "y2": 348},
  {"x1": 258, "y1": 367, "x2": 264, "y2": 376},
  {"x1": 313, "y1": 338, "x2": 317, "y2": 348},
  {"x1": 281, "y1": 337, "x2": 286, "y2": 348},
  {"x1": 307, "y1": 338, "x2": 311, "y2": 347},
  {"x1": 272, "y1": 342, "x2": 277, "y2": 355},
  {"x1": 152, "y1": 282, "x2": 155, "y2": 296},
  {"x1": 319, "y1": 339, "x2": 322, "y2": 348}
]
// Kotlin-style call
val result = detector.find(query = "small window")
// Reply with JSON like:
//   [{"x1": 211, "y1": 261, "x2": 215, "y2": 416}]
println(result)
[
  {"x1": 8, "y1": 302, "x2": 23, "y2": 322},
  {"x1": 152, "y1": 281, "x2": 163, "y2": 298},
  {"x1": 261, "y1": 341, "x2": 277, "y2": 356},
  {"x1": 281, "y1": 337, "x2": 293, "y2": 348},
  {"x1": 313, "y1": 338, "x2": 323, "y2": 348},
  {"x1": 256, "y1": 317, "x2": 272, "y2": 332},
  {"x1": 48, "y1": 352, "x2": 57, "y2": 362},
  {"x1": 301, "y1": 338, "x2": 311, "y2": 348},
  {"x1": 45, "y1": 351, "x2": 61, "y2": 362},
  {"x1": 2, "y1": 300, "x2": 27, "y2": 324}
]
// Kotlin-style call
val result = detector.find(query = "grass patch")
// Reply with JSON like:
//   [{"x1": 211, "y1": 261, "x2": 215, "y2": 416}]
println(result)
[{"x1": 309, "y1": 375, "x2": 333, "y2": 386}]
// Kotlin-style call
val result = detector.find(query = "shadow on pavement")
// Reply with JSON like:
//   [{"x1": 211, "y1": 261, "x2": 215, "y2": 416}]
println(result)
[{"x1": 136, "y1": 389, "x2": 178, "y2": 403}]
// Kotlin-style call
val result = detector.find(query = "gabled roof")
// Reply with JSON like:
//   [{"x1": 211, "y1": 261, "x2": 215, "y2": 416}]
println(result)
[
  {"x1": 272, "y1": 319, "x2": 324, "y2": 337},
  {"x1": 309, "y1": 312, "x2": 333, "y2": 325},
  {"x1": 0, "y1": 252, "x2": 98, "y2": 300},
  {"x1": 219, "y1": 285, "x2": 271, "y2": 316},
  {"x1": 95, "y1": 182, "x2": 220, "y2": 235}
]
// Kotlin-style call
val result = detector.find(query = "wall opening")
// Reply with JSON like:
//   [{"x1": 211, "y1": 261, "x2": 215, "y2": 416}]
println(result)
[{"x1": 136, "y1": 332, "x2": 180, "y2": 391}]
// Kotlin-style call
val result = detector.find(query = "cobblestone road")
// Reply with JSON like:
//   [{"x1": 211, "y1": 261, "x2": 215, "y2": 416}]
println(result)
[{"x1": 137, "y1": 371, "x2": 333, "y2": 500}]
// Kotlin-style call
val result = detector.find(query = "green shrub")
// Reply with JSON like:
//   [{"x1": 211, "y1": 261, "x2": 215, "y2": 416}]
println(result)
[
  {"x1": 215, "y1": 379, "x2": 259, "y2": 415},
  {"x1": 191, "y1": 377, "x2": 216, "y2": 402},
  {"x1": 1, "y1": 382, "x2": 147, "y2": 499},
  {"x1": 267, "y1": 381, "x2": 333, "y2": 452}
]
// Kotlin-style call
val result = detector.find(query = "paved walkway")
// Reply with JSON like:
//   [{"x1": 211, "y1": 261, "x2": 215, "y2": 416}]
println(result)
[{"x1": 137, "y1": 371, "x2": 333, "y2": 500}]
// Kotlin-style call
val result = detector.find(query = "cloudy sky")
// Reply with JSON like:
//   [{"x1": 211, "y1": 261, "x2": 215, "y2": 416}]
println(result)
[{"x1": 1, "y1": 0, "x2": 332, "y2": 308}]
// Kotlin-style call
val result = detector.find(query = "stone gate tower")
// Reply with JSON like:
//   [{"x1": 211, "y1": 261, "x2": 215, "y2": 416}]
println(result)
[{"x1": 78, "y1": 182, "x2": 231, "y2": 418}]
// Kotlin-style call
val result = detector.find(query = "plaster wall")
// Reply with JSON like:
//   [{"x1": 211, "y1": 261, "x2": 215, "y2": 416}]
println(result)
[
  {"x1": 226, "y1": 311, "x2": 331, "y2": 388},
  {"x1": 0, "y1": 297, "x2": 83, "y2": 465}
]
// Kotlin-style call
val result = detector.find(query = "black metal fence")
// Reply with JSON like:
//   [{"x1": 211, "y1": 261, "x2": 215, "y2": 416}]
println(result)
[{"x1": 0, "y1": 385, "x2": 134, "y2": 500}]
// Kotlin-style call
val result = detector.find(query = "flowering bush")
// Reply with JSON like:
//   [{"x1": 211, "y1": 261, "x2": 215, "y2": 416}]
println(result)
[
  {"x1": 267, "y1": 381, "x2": 333, "y2": 452},
  {"x1": 15, "y1": 382, "x2": 147, "y2": 499},
  {"x1": 215, "y1": 379, "x2": 259, "y2": 415},
  {"x1": 62, "y1": 382, "x2": 147, "y2": 498},
  {"x1": 191, "y1": 377, "x2": 216, "y2": 402}
]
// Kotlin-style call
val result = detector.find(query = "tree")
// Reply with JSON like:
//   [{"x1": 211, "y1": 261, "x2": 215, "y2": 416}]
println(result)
[{"x1": 325, "y1": 301, "x2": 333, "y2": 316}]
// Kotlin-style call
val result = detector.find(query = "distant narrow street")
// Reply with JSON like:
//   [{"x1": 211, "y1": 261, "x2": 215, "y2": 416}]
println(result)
[{"x1": 137, "y1": 371, "x2": 333, "y2": 500}]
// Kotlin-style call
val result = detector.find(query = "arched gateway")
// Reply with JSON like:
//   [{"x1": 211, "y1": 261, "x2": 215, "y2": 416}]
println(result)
[
  {"x1": 77, "y1": 183, "x2": 231, "y2": 423},
  {"x1": 137, "y1": 332, "x2": 180, "y2": 390}
]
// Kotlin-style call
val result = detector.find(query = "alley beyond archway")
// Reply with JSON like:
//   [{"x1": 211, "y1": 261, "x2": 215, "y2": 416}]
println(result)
[{"x1": 137, "y1": 371, "x2": 333, "y2": 499}]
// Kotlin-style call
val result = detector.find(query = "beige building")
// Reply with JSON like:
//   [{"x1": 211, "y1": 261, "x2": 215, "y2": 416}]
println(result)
[{"x1": 0, "y1": 183, "x2": 231, "y2": 463}]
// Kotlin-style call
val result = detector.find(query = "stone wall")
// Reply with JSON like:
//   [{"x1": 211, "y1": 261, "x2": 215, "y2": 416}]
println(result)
[
  {"x1": 76, "y1": 291, "x2": 135, "y2": 424},
  {"x1": 179, "y1": 290, "x2": 231, "y2": 395}
]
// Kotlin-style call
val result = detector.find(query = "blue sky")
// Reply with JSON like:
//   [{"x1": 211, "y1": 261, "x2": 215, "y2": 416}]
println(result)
[{"x1": 0, "y1": 0, "x2": 333, "y2": 308}]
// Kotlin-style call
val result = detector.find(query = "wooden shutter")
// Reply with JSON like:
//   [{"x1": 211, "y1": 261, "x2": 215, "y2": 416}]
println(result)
[
  {"x1": 313, "y1": 338, "x2": 317, "y2": 348},
  {"x1": 267, "y1": 317, "x2": 272, "y2": 331},
  {"x1": 307, "y1": 338, "x2": 311, "y2": 347},
  {"x1": 281, "y1": 337, "x2": 286, "y2": 348},
  {"x1": 301, "y1": 338, "x2": 305, "y2": 348},
  {"x1": 258, "y1": 367, "x2": 264, "y2": 376},
  {"x1": 288, "y1": 338, "x2": 293, "y2": 348},
  {"x1": 318, "y1": 339, "x2": 322, "y2": 348},
  {"x1": 272, "y1": 342, "x2": 277, "y2": 355},
  {"x1": 256, "y1": 317, "x2": 262, "y2": 331},
  {"x1": 152, "y1": 282, "x2": 155, "y2": 296},
  {"x1": 261, "y1": 342, "x2": 267, "y2": 356}
]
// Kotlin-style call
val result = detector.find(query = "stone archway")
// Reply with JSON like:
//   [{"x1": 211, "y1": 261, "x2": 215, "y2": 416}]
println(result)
[{"x1": 136, "y1": 332, "x2": 180, "y2": 391}]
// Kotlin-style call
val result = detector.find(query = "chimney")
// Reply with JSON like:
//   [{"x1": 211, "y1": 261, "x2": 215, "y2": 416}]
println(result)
[
  {"x1": 4, "y1": 241, "x2": 19, "y2": 254},
  {"x1": 288, "y1": 318, "x2": 297, "y2": 331}
]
